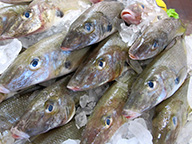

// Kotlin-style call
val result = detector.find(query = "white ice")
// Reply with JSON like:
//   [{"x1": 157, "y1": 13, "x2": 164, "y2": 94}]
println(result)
[
  {"x1": 0, "y1": 39, "x2": 22, "y2": 74},
  {"x1": 62, "y1": 139, "x2": 80, "y2": 144}
]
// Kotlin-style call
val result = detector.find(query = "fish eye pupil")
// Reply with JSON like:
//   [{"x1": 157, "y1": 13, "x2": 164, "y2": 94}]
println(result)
[
  {"x1": 107, "y1": 24, "x2": 112, "y2": 32},
  {"x1": 141, "y1": 5, "x2": 145, "y2": 9},
  {"x1": 24, "y1": 11, "x2": 30, "y2": 18},
  {"x1": 147, "y1": 81, "x2": 154, "y2": 88},
  {"x1": 106, "y1": 118, "x2": 110, "y2": 126},
  {"x1": 85, "y1": 23, "x2": 92, "y2": 32},
  {"x1": 31, "y1": 59, "x2": 39, "y2": 67},
  {"x1": 48, "y1": 104, "x2": 53, "y2": 112},
  {"x1": 98, "y1": 61, "x2": 103, "y2": 67},
  {"x1": 175, "y1": 77, "x2": 179, "y2": 84}
]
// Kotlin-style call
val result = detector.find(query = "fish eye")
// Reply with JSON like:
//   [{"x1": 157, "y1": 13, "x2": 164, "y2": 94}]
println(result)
[
  {"x1": 152, "y1": 41, "x2": 159, "y2": 50},
  {"x1": 22, "y1": 10, "x2": 33, "y2": 19},
  {"x1": 141, "y1": 4, "x2": 145, "y2": 9},
  {"x1": 45, "y1": 101, "x2": 55, "y2": 113},
  {"x1": 104, "y1": 116, "x2": 112, "y2": 128},
  {"x1": 96, "y1": 58, "x2": 106, "y2": 70},
  {"x1": 29, "y1": 58, "x2": 41, "y2": 70},
  {"x1": 84, "y1": 22, "x2": 94, "y2": 33},
  {"x1": 147, "y1": 80, "x2": 156, "y2": 89},
  {"x1": 175, "y1": 77, "x2": 179, "y2": 84}
]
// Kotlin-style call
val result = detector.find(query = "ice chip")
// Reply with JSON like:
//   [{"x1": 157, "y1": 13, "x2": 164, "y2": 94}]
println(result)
[
  {"x1": 62, "y1": 139, "x2": 80, "y2": 144},
  {"x1": 80, "y1": 95, "x2": 89, "y2": 108},
  {"x1": 75, "y1": 111, "x2": 87, "y2": 129},
  {"x1": 0, "y1": 39, "x2": 22, "y2": 74}
]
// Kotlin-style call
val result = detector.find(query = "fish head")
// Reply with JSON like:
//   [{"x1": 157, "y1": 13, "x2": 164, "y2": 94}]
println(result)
[
  {"x1": 129, "y1": 30, "x2": 168, "y2": 60},
  {"x1": 122, "y1": 66, "x2": 174, "y2": 119},
  {"x1": 67, "y1": 46, "x2": 126, "y2": 91},
  {"x1": 61, "y1": 12, "x2": 115, "y2": 51},
  {"x1": 0, "y1": 49, "x2": 51, "y2": 93},
  {"x1": 81, "y1": 103, "x2": 126, "y2": 144},
  {"x1": 0, "y1": 2, "x2": 63, "y2": 39},
  {"x1": 11, "y1": 88, "x2": 75, "y2": 139},
  {"x1": 121, "y1": 2, "x2": 146, "y2": 25}
]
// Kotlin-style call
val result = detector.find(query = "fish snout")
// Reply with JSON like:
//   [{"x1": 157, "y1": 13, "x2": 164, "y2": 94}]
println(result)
[
  {"x1": 0, "y1": 84, "x2": 10, "y2": 94},
  {"x1": 122, "y1": 109, "x2": 141, "y2": 119},
  {"x1": 11, "y1": 127, "x2": 30, "y2": 140}
]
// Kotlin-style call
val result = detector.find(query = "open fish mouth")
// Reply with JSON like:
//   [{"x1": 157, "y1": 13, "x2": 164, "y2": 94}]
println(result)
[
  {"x1": 11, "y1": 127, "x2": 30, "y2": 140},
  {"x1": 0, "y1": 84, "x2": 10, "y2": 94},
  {"x1": 122, "y1": 109, "x2": 141, "y2": 119}
]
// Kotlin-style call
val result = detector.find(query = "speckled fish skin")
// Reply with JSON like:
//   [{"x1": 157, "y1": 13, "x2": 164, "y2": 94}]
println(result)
[
  {"x1": 152, "y1": 77, "x2": 190, "y2": 144},
  {"x1": 121, "y1": 2, "x2": 148, "y2": 25},
  {"x1": 67, "y1": 32, "x2": 128, "y2": 91},
  {"x1": 129, "y1": 17, "x2": 186, "y2": 60},
  {"x1": 81, "y1": 68, "x2": 136, "y2": 144},
  {"x1": 0, "y1": 4, "x2": 28, "y2": 36},
  {"x1": 11, "y1": 76, "x2": 76, "y2": 139},
  {"x1": 26, "y1": 120, "x2": 83, "y2": 144},
  {"x1": 0, "y1": 33, "x2": 90, "y2": 95},
  {"x1": 0, "y1": 0, "x2": 31, "y2": 4},
  {"x1": 122, "y1": 37, "x2": 187, "y2": 119},
  {"x1": 0, "y1": 0, "x2": 91, "y2": 39},
  {"x1": 61, "y1": 1, "x2": 124, "y2": 51},
  {"x1": 0, "y1": 91, "x2": 38, "y2": 133}
]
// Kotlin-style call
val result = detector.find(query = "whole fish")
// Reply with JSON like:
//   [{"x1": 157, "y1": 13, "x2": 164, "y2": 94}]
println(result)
[
  {"x1": 122, "y1": 37, "x2": 187, "y2": 119},
  {"x1": 0, "y1": 33, "x2": 90, "y2": 96},
  {"x1": 26, "y1": 120, "x2": 83, "y2": 144},
  {"x1": 121, "y1": 2, "x2": 149, "y2": 25},
  {"x1": 0, "y1": 4, "x2": 28, "y2": 36},
  {"x1": 0, "y1": 0, "x2": 91, "y2": 39},
  {"x1": 67, "y1": 32, "x2": 128, "y2": 91},
  {"x1": 81, "y1": 68, "x2": 136, "y2": 144},
  {"x1": 0, "y1": 91, "x2": 39, "y2": 133},
  {"x1": 61, "y1": 1, "x2": 124, "y2": 51},
  {"x1": 152, "y1": 77, "x2": 190, "y2": 144},
  {"x1": 11, "y1": 75, "x2": 94, "y2": 140},
  {"x1": 129, "y1": 18, "x2": 186, "y2": 60},
  {"x1": 0, "y1": 0, "x2": 31, "y2": 4}
]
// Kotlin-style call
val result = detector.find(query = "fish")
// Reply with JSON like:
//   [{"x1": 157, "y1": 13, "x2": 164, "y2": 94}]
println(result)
[
  {"x1": 152, "y1": 77, "x2": 190, "y2": 144},
  {"x1": 80, "y1": 68, "x2": 137, "y2": 144},
  {"x1": 122, "y1": 37, "x2": 188, "y2": 119},
  {"x1": 121, "y1": 2, "x2": 149, "y2": 25},
  {"x1": 0, "y1": 33, "x2": 90, "y2": 96},
  {"x1": 11, "y1": 75, "x2": 93, "y2": 140},
  {"x1": 0, "y1": 4, "x2": 28, "y2": 36},
  {"x1": 0, "y1": 90, "x2": 39, "y2": 133},
  {"x1": 26, "y1": 120, "x2": 83, "y2": 144},
  {"x1": 61, "y1": 1, "x2": 124, "y2": 51},
  {"x1": 67, "y1": 32, "x2": 128, "y2": 91},
  {"x1": 0, "y1": 0, "x2": 32, "y2": 4},
  {"x1": 0, "y1": 0, "x2": 91, "y2": 39},
  {"x1": 128, "y1": 17, "x2": 186, "y2": 60}
]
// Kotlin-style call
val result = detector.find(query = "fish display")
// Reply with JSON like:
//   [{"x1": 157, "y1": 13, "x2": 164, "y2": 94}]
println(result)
[
  {"x1": 0, "y1": 0, "x2": 91, "y2": 39},
  {"x1": 0, "y1": 91, "x2": 39, "y2": 132},
  {"x1": 0, "y1": 4, "x2": 28, "y2": 36},
  {"x1": 129, "y1": 17, "x2": 186, "y2": 60},
  {"x1": 0, "y1": 33, "x2": 90, "y2": 96},
  {"x1": 81, "y1": 68, "x2": 136, "y2": 144},
  {"x1": 61, "y1": 1, "x2": 124, "y2": 51},
  {"x1": 27, "y1": 120, "x2": 83, "y2": 144},
  {"x1": 121, "y1": 2, "x2": 148, "y2": 25},
  {"x1": 0, "y1": 0, "x2": 32, "y2": 4},
  {"x1": 123, "y1": 37, "x2": 187, "y2": 119},
  {"x1": 152, "y1": 77, "x2": 190, "y2": 144},
  {"x1": 67, "y1": 32, "x2": 128, "y2": 91}
]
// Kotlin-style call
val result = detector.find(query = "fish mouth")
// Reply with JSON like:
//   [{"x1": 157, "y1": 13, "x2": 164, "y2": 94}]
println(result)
[
  {"x1": 122, "y1": 109, "x2": 141, "y2": 119},
  {"x1": 129, "y1": 53, "x2": 137, "y2": 60},
  {"x1": 121, "y1": 9, "x2": 136, "y2": 24},
  {"x1": 11, "y1": 127, "x2": 30, "y2": 140},
  {"x1": 67, "y1": 85, "x2": 81, "y2": 91},
  {"x1": 0, "y1": 84, "x2": 10, "y2": 94},
  {"x1": 60, "y1": 46, "x2": 72, "y2": 51}
]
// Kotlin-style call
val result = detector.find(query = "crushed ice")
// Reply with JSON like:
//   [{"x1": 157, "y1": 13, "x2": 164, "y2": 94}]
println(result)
[{"x1": 0, "y1": 39, "x2": 22, "y2": 74}]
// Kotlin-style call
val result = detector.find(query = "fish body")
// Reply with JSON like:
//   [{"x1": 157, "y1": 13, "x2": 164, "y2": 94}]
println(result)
[
  {"x1": 0, "y1": 0, "x2": 91, "y2": 39},
  {"x1": 152, "y1": 77, "x2": 190, "y2": 144},
  {"x1": 0, "y1": 0, "x2": 31, "y2": 4},
  {"x1": 0, "y1": 91, "x2": 38, "y2": 132},
  {"x1": 123, "y1": 37, "x2": 188, "y2": 119},
  {"x1": 0, "y1": 33, "x2": 90, "y2": 95},
  {"x1": 0, "y1": 4, "x2": 28, "y2": 36},
  {"x1": 81, "y1": 69, "x2": 136, "y2": 144},
  {"x1": 67, "y1": 32, "x2": 128, "y2": 91},
  {"x1": 61, "y1": 1, "x2": 124, "y2": 51},
  {"x1": 129, "y1": 18, "x2": 186, "y2": 60},
  {"x1": 121, "y1": 2, "x2": 149, "y2": 25},
  {"x1": 27, "y1": 120, "x2": 83, "y2": 144}
]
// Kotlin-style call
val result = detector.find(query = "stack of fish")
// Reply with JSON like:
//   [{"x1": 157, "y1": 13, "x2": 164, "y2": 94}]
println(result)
[{"x1": 0, "y1": 0, "x2": 191, "y2": 144}]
